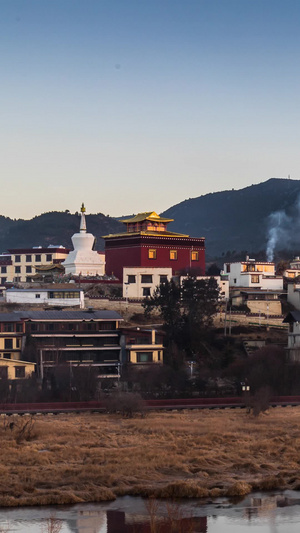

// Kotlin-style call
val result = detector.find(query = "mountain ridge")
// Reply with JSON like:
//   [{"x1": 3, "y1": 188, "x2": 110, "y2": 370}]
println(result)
[{"x1": 1, "y1": 178, "x2": 300, "y2": 259}]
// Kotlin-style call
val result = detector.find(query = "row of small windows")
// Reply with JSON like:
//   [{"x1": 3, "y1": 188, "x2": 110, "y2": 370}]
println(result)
[
  {"x1": 148, "y1": 249, "x2": 199, "y2": 261},
  {"x1": 48, "y1": 291, "x2": 80, "y2": 299},
  {"x1": 127, "y1": 274, "x2": 168, "y2": 284},
  {"x1": 14, "y1": 254, "x2": 52, "y2": 263}
]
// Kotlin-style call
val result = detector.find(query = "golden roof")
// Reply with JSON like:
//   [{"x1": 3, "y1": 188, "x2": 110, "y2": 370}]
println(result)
[
  {"x1": 121, "y1": 211, "x2": 174, "y2": 224},
  {"x1": 35, "y1": 264, "x2": 64, "y2": 272},
  {"x1": 102, "y1": 230, "x2": 194, "y2": 239}
]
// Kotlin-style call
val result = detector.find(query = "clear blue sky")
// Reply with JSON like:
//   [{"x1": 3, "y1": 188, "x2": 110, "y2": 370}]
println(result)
[{"x1": 1, "y1": 0, "x2": 300, "y2": 219}]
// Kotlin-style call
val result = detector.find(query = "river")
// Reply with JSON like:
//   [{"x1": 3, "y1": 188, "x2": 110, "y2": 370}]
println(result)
[{"x1": 1, "y1": 491, "x2": 300, "y2": 532}]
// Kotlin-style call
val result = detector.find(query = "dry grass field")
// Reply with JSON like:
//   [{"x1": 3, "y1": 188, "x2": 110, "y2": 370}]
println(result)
[{"x1": 1, "y1": 407, "x2": 300, "y2": 507}]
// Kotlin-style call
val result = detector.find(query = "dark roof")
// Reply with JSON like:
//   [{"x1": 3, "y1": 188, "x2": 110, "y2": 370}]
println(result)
[
  {"x1": 0, "y1": 310, "x2": 123, "y2": 322},
  {"x1": 283, "y1": 311, "x2": 300, "y2": 323}
]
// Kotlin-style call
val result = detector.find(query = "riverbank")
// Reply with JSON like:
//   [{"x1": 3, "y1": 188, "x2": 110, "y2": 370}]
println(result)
[{"x1": 1, "y1": 407, "x2": 300, "y2": 507}]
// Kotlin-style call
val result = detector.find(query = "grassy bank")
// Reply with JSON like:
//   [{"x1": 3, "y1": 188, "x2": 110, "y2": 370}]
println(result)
[{"x1": 1, "y1": 407, "x2": 300, "y2": 507}]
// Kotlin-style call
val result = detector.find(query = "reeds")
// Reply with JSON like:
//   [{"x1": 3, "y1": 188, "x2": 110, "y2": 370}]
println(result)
[{"x1": 0, "y1": 407, "x2": 300, "y2": 506}]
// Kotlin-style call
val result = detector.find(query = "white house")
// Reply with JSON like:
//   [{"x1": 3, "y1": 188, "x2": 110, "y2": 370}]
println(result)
[
  {"x1": 287, "y1": 283, "x2": 300, "y2": 310},
  {"x1": 283, "y1": 256, "x2": 300, "y2": 279},
  {"x1": 6, "y1": 288, "x2": 84, "y2": 308},
  {"x1": 283, "y1": 311, "x2": 300, "y2": 362},
  {"x1": 221, "y1": 257, "x2": 283, "y2": 290},
  {"x1": 123, "y1": 267, "x2": 172, "y2": 299}
]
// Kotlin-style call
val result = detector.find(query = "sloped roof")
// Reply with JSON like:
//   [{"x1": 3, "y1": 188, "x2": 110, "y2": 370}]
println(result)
[
  {"x1": 121, "y1": 212, "x2": 174, "y2": 224},
  {"x1": 0, "y1": 310, "x2": 123, "y2": 322},
  {"x1": 283, "y1": 311, "x2": 300, "y2": 323}
]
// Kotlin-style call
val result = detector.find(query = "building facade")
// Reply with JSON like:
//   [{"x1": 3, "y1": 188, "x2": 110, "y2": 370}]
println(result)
[
  {"x1": 2, "y1": 245, "x2": 69, "y2": 283},
  {"x1": 5, "y1": 288, "x2": 84, "y2": 308},
  {"x1": 221, "y1": 257, "x2": 283, "y2": 290},
  {"x1": 0, "y1": 310, "x2": 123, "y2": 380},
  {"x1": 121, "y1": 327, "x2": 164, "y2": 365},
  {"x1": 283, "y1": 311, "x2": 300, "y2": 362},
  {"x1": 103, "y1": 212, "x2": 205, "y2": 281},
  {"x1": 284, "y1": 256, "x2": 300, "y2": 279},
  {"x1": 123, "y1": 267, "x2": 172, "y2": 298},
  {"x1": 0, "y1": 313, "x2": 35, "y2": 379}
]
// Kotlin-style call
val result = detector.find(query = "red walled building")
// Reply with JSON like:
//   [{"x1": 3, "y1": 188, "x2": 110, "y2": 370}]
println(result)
[{"x1": 103, "y1": 212, "x2": 205, "y2": 281}]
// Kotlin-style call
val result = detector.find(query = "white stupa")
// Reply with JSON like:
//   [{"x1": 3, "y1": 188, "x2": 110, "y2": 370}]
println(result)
[{"x1": 62, "y1": 203, "x2": 105, "y2": 276}]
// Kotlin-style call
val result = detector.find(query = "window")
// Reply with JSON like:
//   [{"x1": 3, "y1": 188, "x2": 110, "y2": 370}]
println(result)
[
  {"x1": 26, "y1": 266, "x2": 32, "y2": 273},
  {"x1": 191, "y1": 251, "x2": 199, "y2": 261},
  {"x1": 251, "y1": 275, "x2": 260, "y2": 284},
  {"x1": 0, "y1": 367, "x2": 8, "y2": 379},
  {"x1": 226, "y1": 264, "x2": 231, "y2": 273},
  {"x1": 16, "y1": 339, "x2": 20, "y2": 348},
  {"x1": 148, "y1": 249, "x2": 157, "y2": 259},
  {"x1": 1, "y1": 278, "x2": 6, "y2": 284},
  {"x1": 234, "y1": 278, "x2": 237, "y2": 284},
  {"x1": 15, "y1": 366, "x2": 25, "y2": 378},
  {"x1": 137, "y1": 352, "x2": 153, "y2": 363},
  {"x1": 170, "y1": 250, "x2": 177, "y2": 260},
  {"x1": 48, "y1": 291, "x2": 79, "y2": 299},
  {"x1": 1, "y1": 266, "x2": 6, "y2": 274},
  {"x1": 141, "y1": 274, "x2": 152, "y2": 283},
  {"x1": 15, "y1": 255, "x2": 21, "y2": 263},
  {"x1": 143, "y1": 287, "x2": 151, "y2": 297},
  {"x1": 16, "y1": 323, "x2": 23, "y2": 332},
  {"x1": 30, "y1": 323, "x2": 38, "y2": 332},
  {"x1": 4, "y1": 339, "x2": 13, "y2": 350},
  {"x1": 35, "y1": 254, "x2": 41, "y2": 262},
  {"x1": 4, "y1": 353, "x2": 11, "y2": 359},
  {"x1": 46, "y1": 323, "x2": 54, "y2": 331},
  {"x1": 14, "y1": 277, "x2": 21, "y2": 282},
  {"x1": 127, "y1": 275, "x2": 136, "y2": 284},
  {"x1": 46, "y1": 254, "x2": 52, "y2": 262},
  {"x1": 26, "y1": 276, "x2": 32, "y2": 282},
  {"x1": 35, "y1": 294, "x2": 41, "y2": 299},
  {"x1": 15, "y1": 266, "x2": 21, "y2": 273},
  {"x1": 4, "y1": 323, "x2": 14, "y2": 332},
  {"x1": 26, "y1": 255, "x2": 31, "y2": 262},
  {"x1": 160, "y1": 275, "x2": 168, "y2": 283}
]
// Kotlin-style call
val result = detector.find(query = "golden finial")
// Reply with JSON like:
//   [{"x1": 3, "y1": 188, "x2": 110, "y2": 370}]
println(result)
[{"x1": 81, "y1": 203, "x2": 86, "y2": 213}]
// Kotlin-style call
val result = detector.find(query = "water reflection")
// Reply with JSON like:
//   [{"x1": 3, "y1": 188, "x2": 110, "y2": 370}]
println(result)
[{"x1": 1, "y1": 492, "x2": 300, "y2": 533}]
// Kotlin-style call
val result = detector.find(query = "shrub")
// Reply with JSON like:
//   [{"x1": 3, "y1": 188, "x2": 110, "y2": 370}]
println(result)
[{"x1": 104, "y1": 392, "x2": 146, "y2": 417}]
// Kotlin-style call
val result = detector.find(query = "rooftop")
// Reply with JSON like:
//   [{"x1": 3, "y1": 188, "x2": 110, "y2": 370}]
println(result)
[
  {"x1": 0, "y1": 310, "x2": 123, "y2": 322},
  {"x1": 121, "y1": 211, "x2": 174, "y2": 224}
]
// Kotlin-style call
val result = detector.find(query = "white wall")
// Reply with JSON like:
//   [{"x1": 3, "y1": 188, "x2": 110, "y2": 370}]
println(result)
[
  {"x1": 6, "y1": 290, "x2": 84, "y2": 308},
  {"x1": 123, "y1": 268, "x2": 172, "y2": 299},
  {"x1": 222, "y1": 262, "x2": 282, "y2": 289},
  {"x1": 287, "y1": 284, "x2": 300, "y2": 310}
]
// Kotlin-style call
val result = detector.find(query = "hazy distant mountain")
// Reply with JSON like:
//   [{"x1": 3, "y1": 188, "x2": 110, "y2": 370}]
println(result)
[
  {"x1": 0, "y1": 211, "x2": 123, "y2": 253},
  {"x1": 161, "y1": 178, "x2": 300, "y2": 259}
]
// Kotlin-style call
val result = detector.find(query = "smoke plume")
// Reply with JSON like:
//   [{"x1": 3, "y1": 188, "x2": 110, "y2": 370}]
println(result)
[{"x1": 266, "y1": 211, "x2": 291, "y2": 262}]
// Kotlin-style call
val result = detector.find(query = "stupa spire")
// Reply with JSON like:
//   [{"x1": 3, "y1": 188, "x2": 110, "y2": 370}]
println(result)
[{"x1": 80, "y1": 203, "x2": 86, "y2": 233}]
